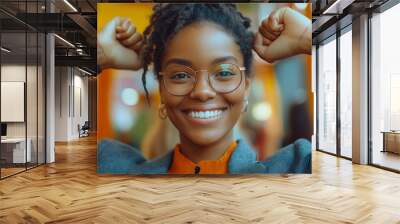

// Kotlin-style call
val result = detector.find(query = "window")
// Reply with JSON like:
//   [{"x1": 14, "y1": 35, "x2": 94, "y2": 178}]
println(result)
[
  {"x1": 317, "y1": 36, "x2": 337, "y2": 154},
  {"x1": 339, "y1": 28, "x2": 352, "y2": 158},
  {"x1": 371, "y1": 3, "x2": 400, "y2": 171}
]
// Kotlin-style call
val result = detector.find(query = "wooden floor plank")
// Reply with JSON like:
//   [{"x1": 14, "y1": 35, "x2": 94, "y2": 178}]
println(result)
[{"x1": 0, "y1": 136, "x2": 399, "y2": 223}]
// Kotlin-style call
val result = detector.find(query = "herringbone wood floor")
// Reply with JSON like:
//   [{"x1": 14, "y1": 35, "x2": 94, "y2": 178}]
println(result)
[{"x1": 0, "y1": 136, "x2": 400, "y2": 224}]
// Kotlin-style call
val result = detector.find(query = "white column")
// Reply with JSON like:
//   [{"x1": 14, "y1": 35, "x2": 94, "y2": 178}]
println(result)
[
  {"x1": 46, "y1": 33, "x2": 55, "y2": 163},
  {"x1": 45, "y1": 0, "x2": 56, "y2": 163},
  {"x1": 352, "y1": 14, "x2": 369, "y2": 164}
]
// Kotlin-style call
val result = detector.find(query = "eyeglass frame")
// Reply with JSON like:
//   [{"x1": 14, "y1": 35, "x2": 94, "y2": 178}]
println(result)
[{"x1": 157, "y1": 63, "x2": 247, "y2": 96}]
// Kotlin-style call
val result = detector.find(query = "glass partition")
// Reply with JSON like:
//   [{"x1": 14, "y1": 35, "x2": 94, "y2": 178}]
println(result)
[
  {"x1": 0, "y1": 1, "x2": 46, "y2": 179},
  {"x1": 38, "y1": 32, "x2": 45, "y2": 165},
  {"x1": 1, "y1": 30, "x2": 28, "y2": 177},
  {"x1": 27, "y1": 31, "x2": 38, "y2": 169}
]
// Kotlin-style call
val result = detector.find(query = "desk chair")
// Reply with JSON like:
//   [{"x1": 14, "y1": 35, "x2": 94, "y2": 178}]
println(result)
[{"x1": 78, "y1": 121, "x2": 90, "y2": 138}]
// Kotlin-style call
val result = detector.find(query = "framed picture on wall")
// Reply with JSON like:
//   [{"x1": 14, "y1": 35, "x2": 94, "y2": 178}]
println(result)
[{"x1": 96, "y1": 3, "x2": 313, "y2": 175}]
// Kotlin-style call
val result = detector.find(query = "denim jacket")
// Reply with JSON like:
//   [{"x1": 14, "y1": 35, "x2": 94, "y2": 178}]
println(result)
[{"x1": 97, "y1": 138, "x2": 311, "y2": 174}]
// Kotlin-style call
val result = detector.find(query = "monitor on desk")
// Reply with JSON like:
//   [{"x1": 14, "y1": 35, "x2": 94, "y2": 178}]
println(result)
[{"x1": 1, "y1": 123, "x2": 7, "y2": 138}]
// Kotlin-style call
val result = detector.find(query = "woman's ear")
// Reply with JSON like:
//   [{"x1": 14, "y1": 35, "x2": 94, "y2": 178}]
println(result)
[{"x1": 242, "y1": 77, "x2": 251, "y2": 113}]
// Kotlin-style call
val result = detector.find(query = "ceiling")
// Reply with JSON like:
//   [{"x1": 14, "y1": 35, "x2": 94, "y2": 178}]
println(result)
[
  {"x1": 312, "y1": 0, "x2": 391, "y2": 44},
  {"x1": 0, "y1": 0, "x2": 97, "y2": 74}
]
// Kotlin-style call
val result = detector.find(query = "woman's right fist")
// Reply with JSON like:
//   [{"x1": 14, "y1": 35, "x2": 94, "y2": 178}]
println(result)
[{"x1": 97, "y1": 17, "x2": 144, "y2": 70}]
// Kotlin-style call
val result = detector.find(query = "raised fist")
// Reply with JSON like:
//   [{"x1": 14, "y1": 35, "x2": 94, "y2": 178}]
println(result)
[
  {"x1": 97, "y1": 17, "x2": 144, "y2": 70},
  {"x1": 253, "y1": 7, "x2": 311, "y2": 63}
]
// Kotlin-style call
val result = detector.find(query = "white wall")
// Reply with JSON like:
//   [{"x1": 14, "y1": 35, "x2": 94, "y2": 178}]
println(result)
[
  {"x1": 54, "y1": 67, "x2": 89, "y2": 141},
  {"x1": 1, "y1": 65, "x2": 38, "y2": 138},
  {"x1": 55, "y1": 67, "x2": 69, "y2": 141},
  {"x1": 72, "y1": 73, "x2": 89, "y2": 138}
]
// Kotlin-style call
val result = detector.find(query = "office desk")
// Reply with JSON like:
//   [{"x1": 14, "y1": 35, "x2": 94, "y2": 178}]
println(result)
[
  {"x1": 1, "y1": 138, "x2": 31, "y2": 163},
  {"x1": 382, "y1": 131, "x2": 400, "y2": 154}
]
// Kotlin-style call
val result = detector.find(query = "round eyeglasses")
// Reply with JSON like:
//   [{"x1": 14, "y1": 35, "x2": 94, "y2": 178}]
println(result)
[{"x1": 158, "y1": 63, "x2": 246, "y2": 96}]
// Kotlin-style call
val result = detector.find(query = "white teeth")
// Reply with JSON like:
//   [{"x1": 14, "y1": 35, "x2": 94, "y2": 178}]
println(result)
[{"x1": 188, "y1": 110, "x2": 224, "y2": 119}]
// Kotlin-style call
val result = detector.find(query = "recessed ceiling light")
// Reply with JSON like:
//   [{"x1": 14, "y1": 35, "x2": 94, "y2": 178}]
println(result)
[
  {"x1": 63, "y1": 0, "x2": 78, "y2": 12},
  {"x1": 54, "y1": 34, "x2": 75, "y2": 48},
  {"x1": 1, "y1": 47, "x2": 11, "y2": 53},
  {"x1": 78, "y1": 67, "x2": 92, "y2": 76},
  {"x1": 323, "y1": 0, "x2": 354, "y2": 15}
]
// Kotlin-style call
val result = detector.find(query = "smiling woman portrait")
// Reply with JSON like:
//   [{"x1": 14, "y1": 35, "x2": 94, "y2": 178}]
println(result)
[{"x1": 97, "y1": 3, "x2": 312, "y2": 174}]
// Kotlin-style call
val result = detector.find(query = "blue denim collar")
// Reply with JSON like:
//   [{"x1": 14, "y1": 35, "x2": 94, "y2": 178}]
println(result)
[
  {"x1": 98, "y1": 138, "x2": 311, "y2": 174},
  {"x1": 129, "y1": 139, "x2": 265, "y2": 174}
]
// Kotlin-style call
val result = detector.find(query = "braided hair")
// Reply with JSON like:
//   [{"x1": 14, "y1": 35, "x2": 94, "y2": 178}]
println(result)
[{"x1": 141, "y1": 3, "x2": 254, "y2": 102}]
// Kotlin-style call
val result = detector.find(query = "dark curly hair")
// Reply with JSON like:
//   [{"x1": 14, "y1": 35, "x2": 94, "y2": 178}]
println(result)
[{"x1": 141, "y1": 3, "x2": 254, "y2": 102}]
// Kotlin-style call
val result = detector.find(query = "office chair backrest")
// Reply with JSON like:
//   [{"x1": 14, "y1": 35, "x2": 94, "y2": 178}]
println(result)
[{"x1": 82, "y1": 121, "x2": 90, "y2": 129}]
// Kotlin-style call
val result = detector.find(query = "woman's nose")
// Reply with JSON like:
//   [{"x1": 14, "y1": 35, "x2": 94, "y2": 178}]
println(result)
[{"x1": 189, "y1": 72, "x2": 216, "y2": 101}]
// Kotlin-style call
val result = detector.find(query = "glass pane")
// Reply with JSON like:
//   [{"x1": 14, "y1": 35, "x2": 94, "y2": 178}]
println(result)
[
  {"x1": 371, "y1": 4, "x2": 400, "y2": 171},
  {"x1": 340, "y1": 29, "x2": 352, "y2": 158},
  {"x1": 27, "y1": 31, "x2": 38, "y2": 169},
  {"x1": 38, "y1": 33, "x2": 45, "y2": 165},
  {"x1": 27, "y1": 0, "x2": 40, "y2": 169},
  {"x1": 1, "y1": 31, "x2": 27, "y2": 177},
  {"x1": 0, "y1": 1, "x2": 46, "y2": 178},
  {"x1": 318, "y1": 37, "x2": 337, "y2": 154}
]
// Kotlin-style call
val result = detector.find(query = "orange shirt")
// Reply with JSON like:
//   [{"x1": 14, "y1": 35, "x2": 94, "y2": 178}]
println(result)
[{"x1": 168, "y1": 141, "x2": 237, "y2": 174}]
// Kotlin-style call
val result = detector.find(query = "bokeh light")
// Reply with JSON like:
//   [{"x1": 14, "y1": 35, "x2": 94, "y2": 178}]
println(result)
[
  {"x1": 113, "y1": 105, "x2": 136, "y2": 132},
  {"x1": 252, "y1": 102, "x2": 272, "y2": 121},
  {"x1": 121, "y1": 88, "x2": 139, "y2": 106}
]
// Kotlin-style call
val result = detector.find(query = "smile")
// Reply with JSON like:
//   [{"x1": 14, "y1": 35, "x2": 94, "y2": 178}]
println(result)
[
  {"x1": 188, "y1": 110, "x2": 224, "y2": 119},
  {"x1": 181, "y1": 107, "x2": 228, "y2": 124}
]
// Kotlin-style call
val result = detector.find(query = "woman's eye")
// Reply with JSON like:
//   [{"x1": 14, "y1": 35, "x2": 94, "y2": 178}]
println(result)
[
  {"x1": 170, "y1": 72, "x2": 191, "y2": 80},
  {"x1": 215, "y1": 70, "x2": 235, "y2": 78}
]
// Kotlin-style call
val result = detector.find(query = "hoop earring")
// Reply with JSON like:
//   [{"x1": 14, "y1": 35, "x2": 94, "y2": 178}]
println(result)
[
  {"x1": 243, "y1": 99, "x2": 249, "y2": 112},
  {"x1": 159, "y1": 103, "x2": 167, "y2": 119}
]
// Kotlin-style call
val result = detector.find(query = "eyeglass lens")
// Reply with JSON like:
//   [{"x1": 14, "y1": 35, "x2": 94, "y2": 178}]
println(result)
[{"x1": 162, "y1": 64, "x2": 242, "y2": 96}]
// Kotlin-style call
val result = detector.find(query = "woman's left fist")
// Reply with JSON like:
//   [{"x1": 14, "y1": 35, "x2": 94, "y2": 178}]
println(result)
[{"x1": 253, "y1": 7, "x2": 311, "y2": 63}]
